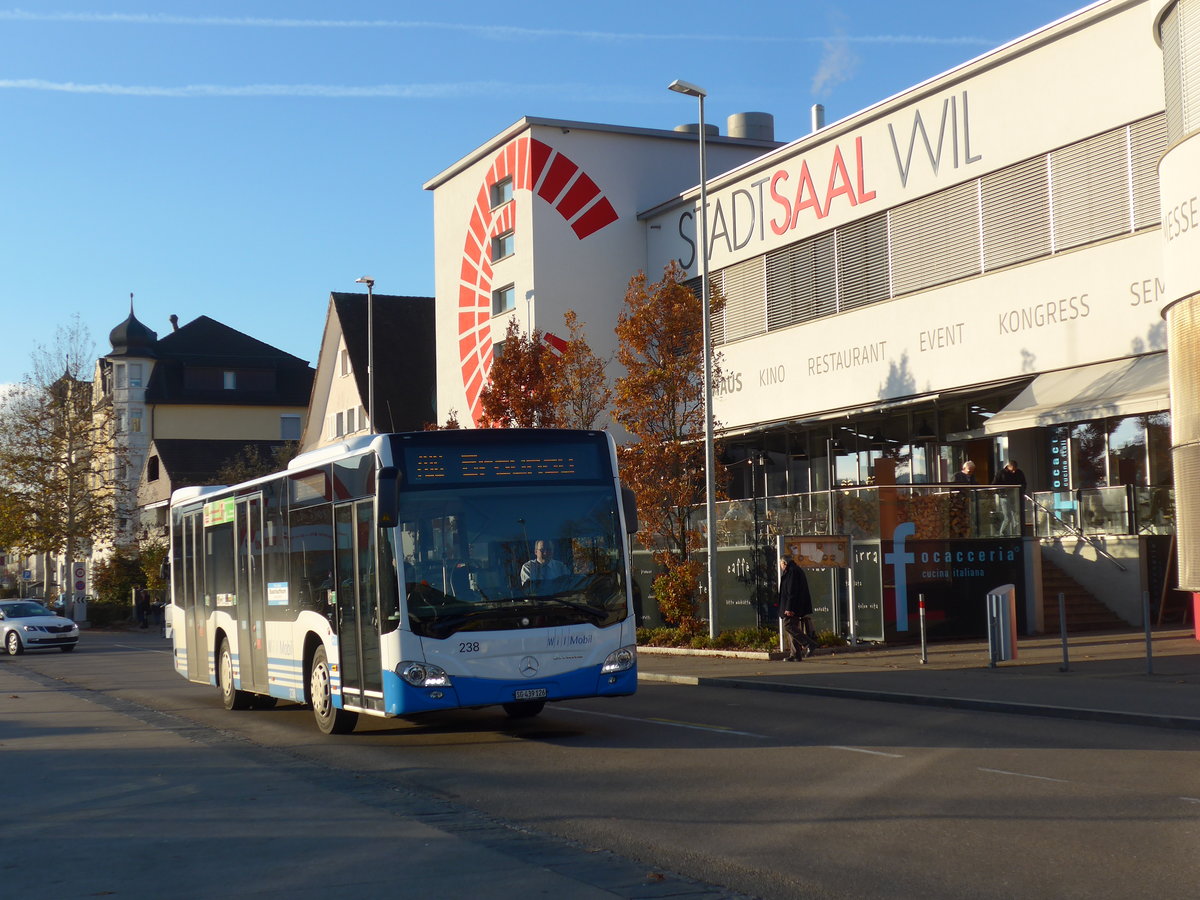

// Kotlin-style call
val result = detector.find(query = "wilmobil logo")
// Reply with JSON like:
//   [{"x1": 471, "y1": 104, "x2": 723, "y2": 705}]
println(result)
[{"x1": 545, "y1": 632, "x2": 593, "y2": 648}]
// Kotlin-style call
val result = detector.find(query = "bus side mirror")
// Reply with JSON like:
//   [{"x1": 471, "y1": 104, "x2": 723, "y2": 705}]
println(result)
[
  {"x1": 621, "y1": 485, "x2": 639, "y2": 535},
  {"x1": 377, "y1": 466, "x2": 400, "y2": 528}
]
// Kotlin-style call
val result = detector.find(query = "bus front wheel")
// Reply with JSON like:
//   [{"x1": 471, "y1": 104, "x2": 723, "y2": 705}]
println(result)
[
  {"x1": 219, "y1": 638, "x2": 253, "y2": 710},
  {"x1": 310, "y1": 646, "x2": 358, "y2": 735}
]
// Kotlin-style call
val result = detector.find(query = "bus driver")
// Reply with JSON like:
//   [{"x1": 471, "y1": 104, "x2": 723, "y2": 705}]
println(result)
[{"x1": 520, "y1": 540, "x2": 570, "y2": 588}]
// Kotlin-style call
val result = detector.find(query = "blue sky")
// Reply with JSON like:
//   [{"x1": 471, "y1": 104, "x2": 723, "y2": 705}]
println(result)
[{"x1": 0, "y1": 1, "x2": 1091, "y2": 388}]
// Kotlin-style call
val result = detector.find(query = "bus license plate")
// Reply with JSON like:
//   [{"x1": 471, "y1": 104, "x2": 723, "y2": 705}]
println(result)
[{"x1": 514, "y1": 688, "x2": 547, "y2": 700}]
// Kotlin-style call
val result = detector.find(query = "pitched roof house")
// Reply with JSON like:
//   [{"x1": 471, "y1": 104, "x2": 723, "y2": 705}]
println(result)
[{"x1": 301, "y1": 292, "x2": 436, "y2": 452}]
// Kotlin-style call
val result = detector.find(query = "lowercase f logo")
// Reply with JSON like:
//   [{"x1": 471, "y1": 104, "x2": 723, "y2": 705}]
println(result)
[{"x1": 884, "y1": 522, "x2": 916, "y2": 631}]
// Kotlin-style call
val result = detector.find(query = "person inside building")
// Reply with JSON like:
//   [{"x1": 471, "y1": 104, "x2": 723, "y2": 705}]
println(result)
[
  {"x1": 994, "y1": 459, "x2": 1027, "y2": 533},
  {"x1": 952, "y1": 460, "x2": 978, "y2": 484},
  {"x1": 778, "y1": 556, "x2": 819, "y2": 661},
  {"x1": 520, "y1": 539, "x2": 570, "y2": 591}
]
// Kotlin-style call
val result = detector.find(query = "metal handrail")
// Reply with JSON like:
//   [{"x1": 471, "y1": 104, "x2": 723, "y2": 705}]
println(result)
[{"x1": 1025, "y1": 492, "x2": 1127, "y2": 571}]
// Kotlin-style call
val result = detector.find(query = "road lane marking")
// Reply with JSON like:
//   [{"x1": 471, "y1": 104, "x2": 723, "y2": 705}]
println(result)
[
  {"x1": 1180, "y1": 797, "x2": 1200, "y2": 804},
  {"x1": 978, "y1": 767, "x2": 1069, "y2": 783},
  {"x1": 114, "y1": 643, "x2": 172, "y2": 654},
  {"x1": 828, "y1": 745, "x2": 904, "y2": 758},
  {"x1": 557, "y1": 706, "x2": 768, "y2": 738}
]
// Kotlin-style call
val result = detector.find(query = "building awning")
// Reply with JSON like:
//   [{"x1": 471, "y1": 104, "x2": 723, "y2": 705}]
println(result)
[{"x1": 981, "y1": 353, "x2": 1169, "y2": 435}]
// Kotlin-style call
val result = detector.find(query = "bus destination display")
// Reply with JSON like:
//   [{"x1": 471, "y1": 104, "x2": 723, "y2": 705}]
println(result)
[{"x1": 403, "y1": 442, "x2": 603, "y2": 483}]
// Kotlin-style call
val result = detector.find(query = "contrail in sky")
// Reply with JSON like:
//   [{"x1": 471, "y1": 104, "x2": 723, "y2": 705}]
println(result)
[
  {"x1": 0, "y1": 9, "x2": 994, "y2": 45},
  {"x1": 0, "y1": 78, "x2": 654, "y2": 100}
]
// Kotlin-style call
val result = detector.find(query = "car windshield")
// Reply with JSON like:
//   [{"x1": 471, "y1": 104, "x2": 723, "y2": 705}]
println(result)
[
  {"x1": 386, "y1": 484, "x2": 628, "y2": 639},
  {"x1": 2, "y1": 602, "x2": 51, "y2": 618}
]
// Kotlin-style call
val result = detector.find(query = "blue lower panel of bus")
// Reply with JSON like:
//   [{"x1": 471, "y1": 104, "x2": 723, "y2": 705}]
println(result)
[{"x1": 385, "y1": 662, "x2": 637, "y2": 715}]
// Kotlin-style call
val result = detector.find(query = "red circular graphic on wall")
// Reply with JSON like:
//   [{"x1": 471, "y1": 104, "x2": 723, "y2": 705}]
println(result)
[{"x1": 456, "y1": 136, "x2": 619, "y2": 424}]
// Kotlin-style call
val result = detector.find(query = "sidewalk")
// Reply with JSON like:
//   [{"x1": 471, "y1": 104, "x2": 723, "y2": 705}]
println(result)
[{"x1": 638, "y1": 627, "x2": 1200, "y2": 730}]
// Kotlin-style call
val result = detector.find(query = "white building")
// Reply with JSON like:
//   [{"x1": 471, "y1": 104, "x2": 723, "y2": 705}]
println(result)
[{"x1": 426, "y1": 0, "x2": 1196, "y2": 637}]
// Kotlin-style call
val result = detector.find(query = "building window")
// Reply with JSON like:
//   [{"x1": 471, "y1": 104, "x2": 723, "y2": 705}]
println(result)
[
  {"x1": 147, "y1": 456, "x2": 160, "y2": 482},
  {"x1": 115, "y1": 411, "x2": 126, "y2": 433},
  {"x1": 346, "y1": 407, "x2": 356, "y2": 434},
  {"x1": 128, "y1": 363, "x2": 143, "y2": 388},
  {"x1": 335, "y1": 411, "x2": 344, "y2": 438},
  {"x1": 223, "y1": 371, "x2": 236, "y2": 390},
  {"x1": 130, "y1": 408, "x2": 143, "y2": 433},
  {"x1": 115, "y1": 364, "x2": 126, "y2": 390},
  {"x1": 281, "y1": 415, "x2": 301, "y2": 441},
  {"x1": 491, "y1": 230, "x2": 514, "y2": 261},
  {"x1": 492, "y1": 284, "x2": 515, "y2": 315},
  {"x1": 340, "y1": 348, "x2": 350, "y2": 377},
  {"x1": 490, "y1": 177, "x2": 513, "y2": 208},
  {"x1": 492, "y1": 341, "x2": 505, "y2": 361},
  {"x1": 359, "y1": 406, "x2": 368, "y2": 432}
]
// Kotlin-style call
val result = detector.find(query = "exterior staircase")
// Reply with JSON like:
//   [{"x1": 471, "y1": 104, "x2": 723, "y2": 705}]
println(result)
[{"x1": 1040, "y1": 556, "x2": 1129, "y2": 633}]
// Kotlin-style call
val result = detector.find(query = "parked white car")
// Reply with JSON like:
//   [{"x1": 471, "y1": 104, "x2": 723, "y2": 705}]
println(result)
[{"x1": 0, "y1": 600, "x2": 80, "y2": 655}]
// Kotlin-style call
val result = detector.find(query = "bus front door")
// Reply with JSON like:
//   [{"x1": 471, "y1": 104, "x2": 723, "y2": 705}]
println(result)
[
  {"x1": 235, "y1": 494, "x2": 268, "y2": 694},
  {"x1": 334, "y1": 500, "x2": 382, "y2": 710}
]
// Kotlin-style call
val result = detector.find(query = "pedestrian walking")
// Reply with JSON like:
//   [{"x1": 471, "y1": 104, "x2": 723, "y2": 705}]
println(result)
[{"x1": 778, "y1": 557, "x2": 818, "y2": 661}]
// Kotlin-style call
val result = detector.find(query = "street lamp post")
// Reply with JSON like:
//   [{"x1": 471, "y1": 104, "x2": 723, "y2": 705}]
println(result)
[
  {"x1": 668, "y1": 78, "x2": 719, "y2": 639},
  {"x1": 355, "y1": 276, "x2": 375, "y2": 433}
]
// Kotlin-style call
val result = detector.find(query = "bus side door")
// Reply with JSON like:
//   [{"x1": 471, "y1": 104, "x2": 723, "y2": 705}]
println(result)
[{"x1": 334, "y1": 499, "x2": 382, "y2": 708}]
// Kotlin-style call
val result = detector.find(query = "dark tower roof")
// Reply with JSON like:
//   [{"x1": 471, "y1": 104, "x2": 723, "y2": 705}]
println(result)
[{"x1": 108, "y1": 302, "x2": 159, "y2": 359}]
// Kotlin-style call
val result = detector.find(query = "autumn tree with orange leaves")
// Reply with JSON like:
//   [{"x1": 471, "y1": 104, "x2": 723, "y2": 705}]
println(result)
[
  {"x1": 550, "y1": 310, "x2": 611, "y2": 429},
  {"x1": 613, "y1": 261, "x2": 724, "y2": 629},
  {"x1": 478, "y1": 318, "x2": 561, "y2": 428}
]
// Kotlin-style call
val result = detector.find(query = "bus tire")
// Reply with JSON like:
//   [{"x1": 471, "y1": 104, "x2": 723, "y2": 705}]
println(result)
[
  {"x1": 310, "y1": 646, "x2": 357, "y2": 735},
  {"x1": 219, "y1": 638, "x2": 253, "y2": 711},
  {"x1": 502, "y1": 700, "x2": 545, "y2": 719}
]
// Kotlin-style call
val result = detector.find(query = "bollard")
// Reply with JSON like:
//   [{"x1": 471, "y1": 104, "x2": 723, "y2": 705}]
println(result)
[
  {"x1": 918, "y1": 593, "x2": 928, "y2": 664},
  {"x1": 1143, "y1": 589, "x2": 1154, "y2": 676},
  {"x1": 1058, "y1": 591, "x2": 1069, "y2": 672}
]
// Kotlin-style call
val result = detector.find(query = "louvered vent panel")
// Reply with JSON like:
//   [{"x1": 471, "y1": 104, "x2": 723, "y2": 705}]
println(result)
[
  {"x1": 1131, "y1": 114, "x2": 1167, "y2": 230},
  {"x1": 765, "y1": 233, "x2": 837, "y2": 330},
  {"x1": 889, "y1": 181, "x2": 980, "y2": 296},
  {"x1": 1163, "y1": 5, "x2": 1184, "y2": 143},
  {"x1": 1168, "y1": 299, "x2": 1200, "y2": 443},
  {"x1": 721, "y1": 256, "x2": 766, "y2": 342},
  {"x1": 1051, "y1": 128, "x2": 1129, "y2": 251},
  {"x1": 835, "y1": 213, "x2": 890, "y2": 312},
  {"x1": 982, "y1": 156, "x2": 1050, "y2": 270},
  {"x1": 1174, "y1": 442, "x2": 1200, "y2": 590},
  {"x1": 1182, "y1": 0, "x2": 1200, "y2": 137}
]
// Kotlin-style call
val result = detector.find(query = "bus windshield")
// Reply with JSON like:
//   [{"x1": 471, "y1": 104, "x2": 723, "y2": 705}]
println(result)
[{"x1": 391, "y1": 484, "x2": 628, "y2": 639}]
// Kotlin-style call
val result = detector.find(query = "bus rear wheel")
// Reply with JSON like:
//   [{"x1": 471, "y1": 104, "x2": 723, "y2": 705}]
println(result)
[
  {"x1": 310, "y1": 646, "x2": 357, "y2": 735},
  {"x1": 219, "y1": 638, "x2": 253, "y2": 710},
  {"x1": 502, "y1": 700, "x2": 545, "y2": 719}
]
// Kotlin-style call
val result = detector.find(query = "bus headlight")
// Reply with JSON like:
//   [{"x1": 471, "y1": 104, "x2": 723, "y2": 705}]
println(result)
[
  {"x1": 398, "y1": 662, "x2": 453, "y2": 688},
  {"x1": 600, "y1": 646, "x2": 636, "y2": 674}
]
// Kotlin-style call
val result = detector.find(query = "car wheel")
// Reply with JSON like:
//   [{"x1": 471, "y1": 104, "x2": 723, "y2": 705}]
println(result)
[
  {"x1": 309, "y1": 646, "x2": 357, "y2": 735},
  {"x1": 4, "y1": 630, "x2": 22, "y2": 656},
  {"x1": 502, "y1": 700, "x2": 545, "y2": 719},
  {"x1": 60, "y1": 645, "x2": 76, "y2": 653},
  {"x1": 219, "y1": 638, "x2": 252, "y2": 710}
]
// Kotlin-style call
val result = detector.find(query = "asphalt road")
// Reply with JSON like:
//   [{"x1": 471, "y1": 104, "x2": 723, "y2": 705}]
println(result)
[{"x1": 7, "y1": 630, "x2": 1200, "y2": 899}]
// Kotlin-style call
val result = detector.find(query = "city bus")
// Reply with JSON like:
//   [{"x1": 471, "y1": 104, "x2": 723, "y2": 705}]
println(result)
[{"x1": 166, "y1": 429, "x2": 639, "y2": 734}]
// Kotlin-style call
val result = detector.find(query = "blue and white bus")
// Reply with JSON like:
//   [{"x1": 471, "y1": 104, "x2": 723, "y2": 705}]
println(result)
[{"x1": 166, "y1": 429, "x2": 639, "y2": 734}]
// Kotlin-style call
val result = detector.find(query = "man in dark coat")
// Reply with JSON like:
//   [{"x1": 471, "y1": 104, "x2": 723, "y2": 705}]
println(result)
[{"x1": 778, "y1": 557, "x2": 818, "y2": 661}]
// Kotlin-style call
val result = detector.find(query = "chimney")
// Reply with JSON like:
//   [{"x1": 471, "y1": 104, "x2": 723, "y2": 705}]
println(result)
[
  {"x1": 811, "y1": 104, "x2": 826, "y2": 132},
  {"x1": 169, "y1": 314, "x2": 179, "y2": 332}
]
